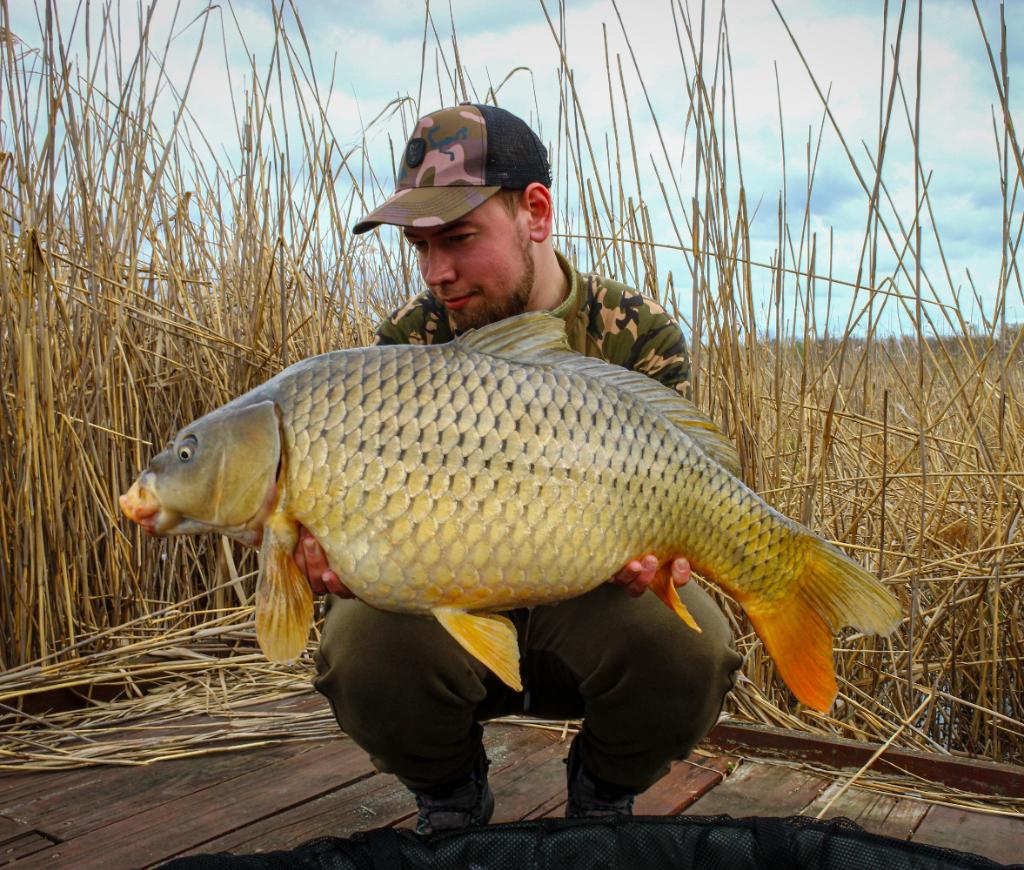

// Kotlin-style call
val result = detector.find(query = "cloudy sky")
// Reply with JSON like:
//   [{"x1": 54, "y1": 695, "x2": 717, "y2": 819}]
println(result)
[{"x1": 10, "y1": 0, "x2": 1023, "y2": 335}]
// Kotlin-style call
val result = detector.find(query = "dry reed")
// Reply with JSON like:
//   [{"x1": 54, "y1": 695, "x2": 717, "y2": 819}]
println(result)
[{"x1": 0, "y1": 0, "x2": 1021, "y2": 772}]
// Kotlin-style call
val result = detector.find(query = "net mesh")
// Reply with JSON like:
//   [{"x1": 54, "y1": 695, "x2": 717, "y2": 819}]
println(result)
[{"x1": 160, "y1": 814, "x2": 1020, "y2": 870}]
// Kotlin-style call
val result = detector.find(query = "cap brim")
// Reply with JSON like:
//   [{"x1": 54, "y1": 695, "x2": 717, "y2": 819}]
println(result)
[{"x1": 352, "y1": 185, "x2": 502, "y2": 234}]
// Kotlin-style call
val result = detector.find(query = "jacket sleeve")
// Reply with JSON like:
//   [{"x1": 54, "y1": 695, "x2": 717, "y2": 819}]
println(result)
[
  {"x1": 629, "y1": 314, "x2": 692, "y2": 399},
  {"x1": 586, "y1": 278, "x2": 692, "y2": 399}
]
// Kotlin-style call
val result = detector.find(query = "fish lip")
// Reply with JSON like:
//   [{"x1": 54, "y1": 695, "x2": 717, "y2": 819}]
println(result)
[
  {"x1": 119, "y1": 477, "x2": 179, "y2": 536},
  {"x1": 133, "y1": 506, "x2": 180, "y2": 537},
  {"x1": 119, "y1": 480, "x2": 158, "y2": 523}
]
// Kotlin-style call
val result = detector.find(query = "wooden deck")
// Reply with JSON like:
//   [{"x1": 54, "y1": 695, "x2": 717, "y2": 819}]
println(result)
[{"x1": 2, "y1": 696, "x2": 1023, "y2": 868}]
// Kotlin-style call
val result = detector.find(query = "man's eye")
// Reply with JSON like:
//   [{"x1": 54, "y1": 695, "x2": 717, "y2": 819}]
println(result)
[{"x1": 449, "y1": 234, "x2": 472, "y2": 244}]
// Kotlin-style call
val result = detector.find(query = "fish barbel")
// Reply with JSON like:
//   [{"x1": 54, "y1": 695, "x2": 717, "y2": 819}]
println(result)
[{"x1": 120, "y1": 313, "x2": 900, "y2": 711}]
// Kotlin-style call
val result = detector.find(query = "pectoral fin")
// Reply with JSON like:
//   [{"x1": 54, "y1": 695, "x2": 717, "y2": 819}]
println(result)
[
  {"x1": 433, "y1": 607, "x2": 522, "y2": 692},
  {"x1": 256, "y1": 513, "x2": 314, "y2": 662},
  {"x1": 652, "y1": 564, "x2": 702, "y2": 632}
]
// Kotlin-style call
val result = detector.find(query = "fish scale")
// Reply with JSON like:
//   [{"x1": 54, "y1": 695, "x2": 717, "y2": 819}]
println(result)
[{"x1": 119, "y1": 312, "x2": 900, "y2": 711}]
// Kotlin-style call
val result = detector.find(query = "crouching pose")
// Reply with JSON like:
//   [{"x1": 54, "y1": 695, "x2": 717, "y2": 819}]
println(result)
[{"x1": 297, "y1": 103, "x2": 741, "y2": 833}]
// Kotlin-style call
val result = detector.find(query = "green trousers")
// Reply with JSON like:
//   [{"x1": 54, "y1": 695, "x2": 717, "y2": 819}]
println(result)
[{"x1": 314, "y1": 581, "x2": 741, "y2": 794}]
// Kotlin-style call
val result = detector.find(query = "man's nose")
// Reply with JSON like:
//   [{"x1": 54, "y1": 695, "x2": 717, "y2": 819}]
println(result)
[{"x1": 421, "y1": 247, "x2": 456, "y2": 286}]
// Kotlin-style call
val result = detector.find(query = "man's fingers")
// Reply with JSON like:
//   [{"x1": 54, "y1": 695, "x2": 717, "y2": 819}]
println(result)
[
  {"x1": 671, "y1": 558, "x2": 692, "y2": 587},
  {"x1": 619, "y1": 556, "x2": 690, "y2": 596},
  {"x1": 613, "y1": 559, "x2": 641, "y2": 583},
  {"x1": 636, "y1": 555, "x2": 658, "y2": 585},
  {"x1": 303, "y1": 536, "x2": 324, "y2": 573},
  {"x1": 614, "y1": 554, "x2": 660, "y2": 584},
  {"x1": 322, "y1": 570, "x2": 356, "y2": 599},
  {"x1": 293, "y1": 526, "x2": 352, "y2": 597}
]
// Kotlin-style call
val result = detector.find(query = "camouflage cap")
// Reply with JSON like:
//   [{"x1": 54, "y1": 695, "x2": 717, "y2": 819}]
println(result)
[{"x1": 352, "y1": 104, "x2": 551, "y2": 234}]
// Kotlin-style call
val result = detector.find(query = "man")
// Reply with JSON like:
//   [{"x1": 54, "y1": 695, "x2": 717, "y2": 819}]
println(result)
[{"x1": 297, "y1": 104, "x2": 741, "y2": 833}]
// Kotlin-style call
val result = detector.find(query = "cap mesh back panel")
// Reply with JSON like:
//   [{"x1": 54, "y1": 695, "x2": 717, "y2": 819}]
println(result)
[{"x1": 476, "y1": 104, "x2": 552, "y2": 189}]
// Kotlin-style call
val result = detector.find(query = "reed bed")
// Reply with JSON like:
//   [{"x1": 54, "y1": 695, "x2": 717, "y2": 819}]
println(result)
[{"x1": 1, "y1": 0, "x2": 1021, "y2": 772}]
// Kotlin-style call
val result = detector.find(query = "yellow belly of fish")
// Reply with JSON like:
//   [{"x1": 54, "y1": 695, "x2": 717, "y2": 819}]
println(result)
[{"x1": 303, "y1": 464, "x2": 671, "y2": 615}]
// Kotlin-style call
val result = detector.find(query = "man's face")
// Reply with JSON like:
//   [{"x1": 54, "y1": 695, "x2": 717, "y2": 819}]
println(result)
[{"x1": 403, "y1": 195, "x2": 535, "y2": 331}]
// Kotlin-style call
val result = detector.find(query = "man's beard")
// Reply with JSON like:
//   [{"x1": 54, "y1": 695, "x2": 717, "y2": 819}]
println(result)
[{"x1": 446, "y1": 238, "x2": 535, "y2": 332}]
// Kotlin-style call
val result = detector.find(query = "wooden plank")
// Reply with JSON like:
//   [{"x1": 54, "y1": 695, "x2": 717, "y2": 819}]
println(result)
[
  {"x1": 912, "y1": 804, "x2": 1024, "y2": 865},
  {"x1": 802, "y1": 783, "x2": 929, "y2": 839},
  {"x1": 707, "y1": 721, "x2": 1024, "y2": 798},
  {"x1": 494, "y1": 747, "x2": 569, "y2": 822},
  {"x1": 635, "y1": 753, "x2": 736, "y2": 816},
  {"x1": 2, "y1": 741, "x2": 312, "y2": 839},
  {"x1": 0, "y1": 814, "x2": 36, "y2": 842},
  {"x1": 179, "y1": 720, "x2": 561, "y2": 855},
  {"x1": 529, "y1": 789, "x2": 568, "y2": 819},
  {"x1": 481, "y1": 723, "x2": 574, "y2": 824},
  {"x1": 0, "y1": 767, "x2": 104, "y2": 807},
  {"x1": 183, "y1": 772, "x2": 414, "y2": 856},
  {"x1": 877, "y1": 798, "x2": 932, "y2": 841},
  {"x1": 0, "y1": 813, "x2": 56, "y2": 864},
  {"x1": 183, "y1": 724, "x2": 562, "y2": 856},
  {"x1": 393, "y1": 724, "x2": 572, "y2": 825},
  {"x1": 1, "y1": 832, "x2": 56, "y2": 863},
  {"x1": 17, "y1": 738, "x2": 376, "y2": 869},
  {"x1": 484, "y1": 723, "x2": 568, "y2": 772},
  {"x1": 507, "y1": 735, "x2": 735, "y2": 821},
  {"x1": 684, "y1": 760, "x2": 829, "y2": 818},
  {"x1": 526, "y1": 750, "x2": 738, "y2": 820}
]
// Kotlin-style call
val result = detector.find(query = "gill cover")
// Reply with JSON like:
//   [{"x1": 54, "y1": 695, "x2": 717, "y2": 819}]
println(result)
[{"x1": 147, "y1": 400, "x2": 282, "y2": 531}]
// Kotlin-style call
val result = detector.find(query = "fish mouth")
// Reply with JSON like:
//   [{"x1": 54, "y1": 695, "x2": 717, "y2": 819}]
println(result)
[{"x1": 119, "y1": 478, "x2": 175, "y2": 536}]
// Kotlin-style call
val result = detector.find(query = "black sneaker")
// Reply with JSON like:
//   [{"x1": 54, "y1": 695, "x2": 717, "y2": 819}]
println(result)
[
  {"x1": 413, "y1": 750, "x2": 494, "y2": 834},
  {"x1": 564, "y1": 737, "x2": 636, "y2": 819}
]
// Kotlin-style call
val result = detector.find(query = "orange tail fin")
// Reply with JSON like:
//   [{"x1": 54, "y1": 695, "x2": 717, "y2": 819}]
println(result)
[
  {"x1": 744, "y1": 536, "x2": 901, "y2": 712},
  {"x1": 746, "y1": 604, "x2": 837, "y2": 712}
]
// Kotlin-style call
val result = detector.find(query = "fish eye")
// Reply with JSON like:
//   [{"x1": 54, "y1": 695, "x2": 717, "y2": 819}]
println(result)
[{"x1": 177, "y1": 435, "x2": 198, "y2": 463}]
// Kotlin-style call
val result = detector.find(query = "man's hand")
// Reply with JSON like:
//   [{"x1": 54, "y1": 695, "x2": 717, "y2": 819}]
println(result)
[
  {"x1": 612, "y1": 555, "x2": 691, "y2": 598},
  {"x1": 294, "y1": 526, "x2": 356, "y2": 598}
]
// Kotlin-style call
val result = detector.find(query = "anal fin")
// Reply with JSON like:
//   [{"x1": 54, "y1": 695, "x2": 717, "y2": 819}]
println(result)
[
  {"x1": 652, "y1": 564, "x2": 702, "y2": 632},
  {"x1": 433, "y1": 607, "x2": 522, "y2": 692}
]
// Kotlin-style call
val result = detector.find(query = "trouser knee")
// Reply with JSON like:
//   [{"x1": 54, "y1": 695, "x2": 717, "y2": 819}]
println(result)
[
  {"x1": 313, "y1": 597, "x2": 492, "y2": 789},
  {"x1": 530, "y1": 582, "x2": 741, "y2": 791}
]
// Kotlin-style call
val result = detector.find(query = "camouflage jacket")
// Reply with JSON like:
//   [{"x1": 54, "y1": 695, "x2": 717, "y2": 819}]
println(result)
[{"x1": 373, "y1": 252, "x2": 691, "y2": 398}]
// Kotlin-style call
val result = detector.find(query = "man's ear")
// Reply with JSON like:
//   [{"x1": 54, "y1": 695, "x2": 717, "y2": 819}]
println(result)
[{"x1": 521, "y1": 182, "x2": 554, "y2": 243}]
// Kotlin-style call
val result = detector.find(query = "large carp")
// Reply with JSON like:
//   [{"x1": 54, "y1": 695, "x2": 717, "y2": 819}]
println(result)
[{"x1": 120, "y1": 313, "x2": 900, "y2": 711}]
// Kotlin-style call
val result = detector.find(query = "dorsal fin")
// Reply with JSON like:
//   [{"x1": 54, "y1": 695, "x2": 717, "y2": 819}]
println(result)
[
  {"x1": 455, "y1": 311, "x2": 573, "y2": 362},
  {"x1": 457, "y1": 312, "x2": 741, "y2": 477},
  {"x1": 560, "y1": 356, "x2": 742, "y2": 477}
]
